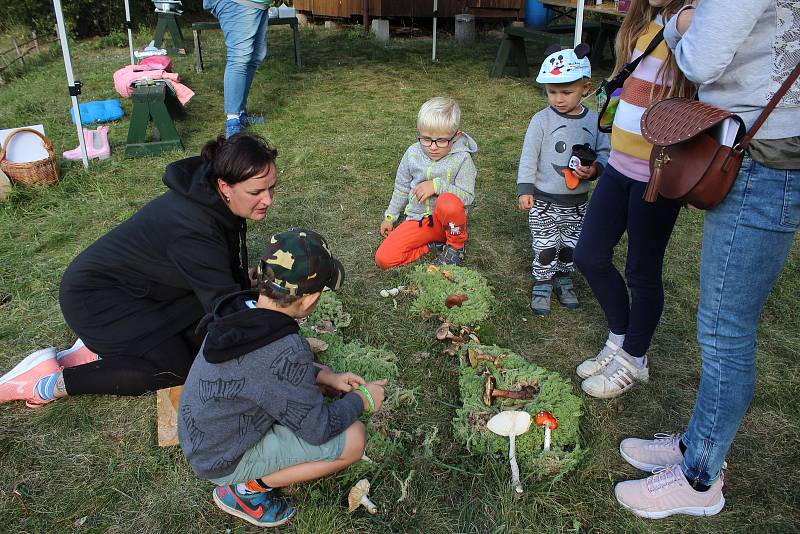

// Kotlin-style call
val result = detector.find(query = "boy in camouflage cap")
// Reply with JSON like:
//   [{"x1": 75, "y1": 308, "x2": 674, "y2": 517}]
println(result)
[{"x1": 178, "y1": 228, "x2": 388, "y2": 528}]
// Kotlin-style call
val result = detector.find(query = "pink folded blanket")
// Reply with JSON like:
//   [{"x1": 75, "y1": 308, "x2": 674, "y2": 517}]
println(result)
[{"x1": 113, "y1": 64, "x2": 195, "y2": 106}]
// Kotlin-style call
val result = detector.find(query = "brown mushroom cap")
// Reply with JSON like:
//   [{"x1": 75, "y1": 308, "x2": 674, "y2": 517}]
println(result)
[
  {"x1": 347, "y1": 479, "x2": 371, "y2": 512},
  {"x1": 435, "y1": 322, "x2": 452, "y2": 341}
]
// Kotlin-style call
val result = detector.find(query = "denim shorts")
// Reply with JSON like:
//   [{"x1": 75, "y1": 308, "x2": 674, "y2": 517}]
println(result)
[{"x1": 209, "y1": 425, "x2": 346, "y2": 485}]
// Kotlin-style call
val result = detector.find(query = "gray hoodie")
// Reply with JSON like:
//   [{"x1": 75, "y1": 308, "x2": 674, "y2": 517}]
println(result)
[
  {"x1": 384, "y1": 133, "x2": 478, "y2": 222},
  {"x1": 178, "y1": 291, "x2": 363, "y2": 480},
  {"x1": 517, "y1": 106, "x2": 610, "y2": 206}
]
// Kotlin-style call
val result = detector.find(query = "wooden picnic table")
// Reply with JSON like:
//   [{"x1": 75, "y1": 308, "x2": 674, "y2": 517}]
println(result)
[
  {"x1": 490, "y1": 1, "x2": 625, "y2": 78},
  {"x1": 543, "y1": 0, "x2": 627, "y2": 22}
]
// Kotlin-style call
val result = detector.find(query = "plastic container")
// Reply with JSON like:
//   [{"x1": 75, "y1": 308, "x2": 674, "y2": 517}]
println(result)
[{"x1": 524, "y1": 0, "x2": 550, "y2": 28}]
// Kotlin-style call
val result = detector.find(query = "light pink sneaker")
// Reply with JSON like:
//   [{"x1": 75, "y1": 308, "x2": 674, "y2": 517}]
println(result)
[
  {"x1": 56, "y1": 338, "x2": 99, "y2": 368},
  {"x1": 0, "y1": 348, "x2": 60, "y2": 405},
  {"x1": 615, "y1": 464, "x2": 725, "y2": 519},
  {"x1": 620, "y1": 433, "x2": 684, "y2": 472}
]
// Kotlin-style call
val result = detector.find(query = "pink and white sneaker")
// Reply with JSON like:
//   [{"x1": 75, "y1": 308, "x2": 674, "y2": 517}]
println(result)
[
  {"x1": 57, "y1": 339, "x2": 99, "y2": 368},
  {"x1": 0, "y1": 348, "x2": 60, "y2": 406}
]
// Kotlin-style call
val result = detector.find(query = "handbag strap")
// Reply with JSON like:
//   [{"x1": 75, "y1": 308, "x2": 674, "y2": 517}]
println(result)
[
  {"x1": 597, "y1": 29, "x2": 664, "y2": 95},
  {"x1": 737, "y1": 61, "x2": 800, "y2": 151}
]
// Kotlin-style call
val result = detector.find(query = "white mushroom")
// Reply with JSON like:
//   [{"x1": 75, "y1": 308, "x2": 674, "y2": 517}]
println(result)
[
  {"x1": 348, "y1": 479, "x2": 377, "y2": 514},
  {"x1": 486, "y1": 411, "x2": 532, "y2": 494},
  {"x1": 388, "y1": 287, "x2": 400, "y2": 297},
  {"x1": 379, "y1": 289, "x2": 390, "y2": 298}
]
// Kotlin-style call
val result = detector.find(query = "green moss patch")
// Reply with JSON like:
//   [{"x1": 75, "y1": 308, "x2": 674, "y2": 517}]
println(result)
[
  {"x1": 453, "y1": 344, "x2": 585, "y2": 479},
  {"x1": 407, "y1": 265, "x2": 495, "y2": 327}
]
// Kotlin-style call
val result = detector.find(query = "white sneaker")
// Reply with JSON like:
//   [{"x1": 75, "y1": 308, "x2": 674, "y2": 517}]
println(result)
[
  {"x1": 576, "y1": 339, "x2": 620, "y2": 379},
  {"x1": 615, "y1": 464, "x2": 725, "y2": 519},
  {"x1": 581, "y1": 352, "x2": 648, "y2": 399},
  {"x1": 620, "y1": 433, "x2": 684, "y2": 472}
]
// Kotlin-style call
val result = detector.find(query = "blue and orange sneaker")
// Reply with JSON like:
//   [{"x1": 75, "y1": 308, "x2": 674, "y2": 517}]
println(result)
[{"x1": 212, "y1": 485, "x2": 295, "y2": 528}]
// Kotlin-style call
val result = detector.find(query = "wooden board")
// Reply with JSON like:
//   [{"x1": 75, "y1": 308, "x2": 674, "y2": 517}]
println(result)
[
  {"x1": 156, "y1": 385, "x2": 183, "y2": 447},
  {"x1": 543, "y1": 0, "x2": 626, "y2": 19}
]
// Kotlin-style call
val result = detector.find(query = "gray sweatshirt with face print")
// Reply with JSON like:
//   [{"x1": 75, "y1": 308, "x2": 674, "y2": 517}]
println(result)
[
  {"x1": 383, "y1": 132, "x2": 478, "y2": 222},
  {"x1": 517, "y1": 106, "x2": 610, "y2": 206}
]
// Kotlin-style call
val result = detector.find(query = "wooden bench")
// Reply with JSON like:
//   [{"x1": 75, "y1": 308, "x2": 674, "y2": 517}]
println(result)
[
  {"x1": 490, "y1": 22, "x2": 616, "y2": 78},
  {"x1": 124, "y1": 81, "x2": 184, "y2": 158},
  {"x1": 191, "y1": 17, "x2": 302, "y2": 74}
]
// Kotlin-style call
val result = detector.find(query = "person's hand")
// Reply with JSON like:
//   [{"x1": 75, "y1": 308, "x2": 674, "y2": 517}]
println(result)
[
  {"x1": 323, "y1": 371, "x2": 366, "y2": 394},
  {"x1": 413, "y1": 180, "x2": 436, "y2": 202},
  {"x1": 380, "y1": 220, "x2": 394, "y2": 237},
  {"x1": 356, "y1": 378, "x2": 388, "y2": 413},
  {"x1": 248, "y1": 267, "x2": 259, "y2": 288},
  {"x1": 573, "y1": 162, "x2": 597, "y2": 180},
  {"x1": 518, "y1": 194, "x2": 534, "y2": 211}
]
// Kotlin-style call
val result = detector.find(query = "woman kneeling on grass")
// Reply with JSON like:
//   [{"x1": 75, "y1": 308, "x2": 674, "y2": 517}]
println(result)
[{"x1": 0, "y1": 133, "x2": 277, "y2": 408}]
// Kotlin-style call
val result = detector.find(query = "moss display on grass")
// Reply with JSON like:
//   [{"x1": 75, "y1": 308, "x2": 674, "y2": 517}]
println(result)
[
  {"x1": 408, "y1": 264, "x2": 495, "y2": 327},
  {"x1": 304, "y1": 290, "x2": 353, "y2": 333},
  {"x1": 453, "y1": 344, "x2": 585, "y2": 479}
]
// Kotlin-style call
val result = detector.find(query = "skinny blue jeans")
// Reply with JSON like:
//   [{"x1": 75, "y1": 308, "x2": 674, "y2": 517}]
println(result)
[
  {"x1": 682, "y1": 156, "x2": 800, "y2": 485},
  {"x1": 204, "y1": 0, "x2": 268, "y2": 116}
]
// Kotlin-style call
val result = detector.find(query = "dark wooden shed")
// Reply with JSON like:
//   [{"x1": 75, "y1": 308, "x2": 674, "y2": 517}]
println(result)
[{"x1": 293, "y1": 0, "x2": 524, "y2": 19}]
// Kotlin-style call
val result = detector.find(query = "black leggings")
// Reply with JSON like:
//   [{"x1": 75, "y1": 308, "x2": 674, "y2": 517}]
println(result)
[
  {"x1": 574, "y1": 164, "x2": 681, "y2": 358},
  {"x1": 62, "y1": 325, "x2": 204, "y2": 396}
]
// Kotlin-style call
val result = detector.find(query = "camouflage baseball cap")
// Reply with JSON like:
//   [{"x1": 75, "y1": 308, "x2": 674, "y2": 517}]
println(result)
[{"x1": 258, "y1": 228, "x2": 345, "y2": 296}]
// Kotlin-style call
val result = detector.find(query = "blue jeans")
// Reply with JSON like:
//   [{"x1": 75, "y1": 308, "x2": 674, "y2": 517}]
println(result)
[
  {"x1": 682, "y1": 157, "x2": 799, "y2": 485},
  {"x1": 204, "y1": 0, "x2": 268, "y2": 116}
]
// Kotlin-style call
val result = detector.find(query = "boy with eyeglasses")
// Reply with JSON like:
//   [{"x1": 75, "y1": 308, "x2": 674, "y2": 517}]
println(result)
[{"x1": 375, "y1": 96, "x2": 478, "y2": 268}]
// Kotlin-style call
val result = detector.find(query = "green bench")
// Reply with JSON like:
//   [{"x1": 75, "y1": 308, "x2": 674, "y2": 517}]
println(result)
[
  {"x1": 124, "y1": 81, "x2": 184, "y2": 158},
  {"x1": 490, "y1": 23, "x2": 609, "y2": 78},
  {"x1": 191, "y1": 17, "x2": 302, "y2": 74}
]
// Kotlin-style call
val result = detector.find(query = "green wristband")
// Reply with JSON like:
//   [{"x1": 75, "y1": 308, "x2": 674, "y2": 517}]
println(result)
[{"x1": 357, "y1": 385, "x2": 374, "y2": 414}]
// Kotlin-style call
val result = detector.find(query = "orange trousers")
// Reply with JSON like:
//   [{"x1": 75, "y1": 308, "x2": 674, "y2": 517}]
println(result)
[{"x1": 375, "y1": 193, "x2": 467, "y2": 269}]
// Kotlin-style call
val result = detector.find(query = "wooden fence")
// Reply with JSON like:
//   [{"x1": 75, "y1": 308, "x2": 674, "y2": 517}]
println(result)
[{"x1": 0, "y1": 31, "x2": 56, "y2": 76}]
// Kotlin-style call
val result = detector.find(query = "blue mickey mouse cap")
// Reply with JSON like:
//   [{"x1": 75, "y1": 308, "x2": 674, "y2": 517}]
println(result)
[{"x1": 536, "y1": 43, "x2": 592, "y2": 84}]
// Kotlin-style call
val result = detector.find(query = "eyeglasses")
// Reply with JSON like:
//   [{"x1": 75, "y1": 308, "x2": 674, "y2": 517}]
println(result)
[{"x1": 417, "y1": 132, "x2": 457, "y2": 148}]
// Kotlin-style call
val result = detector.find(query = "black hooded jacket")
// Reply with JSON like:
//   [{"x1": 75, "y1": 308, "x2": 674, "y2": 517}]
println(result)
[{"x1": 59, "y1": 156, "x2": 251, "y2": 355}]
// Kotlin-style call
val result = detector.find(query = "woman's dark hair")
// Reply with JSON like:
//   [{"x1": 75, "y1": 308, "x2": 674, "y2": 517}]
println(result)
[{"x1": 201, "y1": 133, "x2": 278, "y2": 185}]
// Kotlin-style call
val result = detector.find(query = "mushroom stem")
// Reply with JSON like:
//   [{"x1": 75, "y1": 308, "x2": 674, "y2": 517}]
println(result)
[
  {"x1": 492, "y1": 385, "x2": 538, "y2": 400},
  {"x1": 543, "y1": 425, "x2": 552, "y2": 451},
  {"x1": 509, "y1": 433, "x2": 523, "y2": 494},
  {"x1": 360, "y1": 494, "x2": 378, "y2": 515}
]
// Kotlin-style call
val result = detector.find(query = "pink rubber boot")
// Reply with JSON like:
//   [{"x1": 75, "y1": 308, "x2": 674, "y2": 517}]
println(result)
[{"x1": 62, "y1": 126, "x2": 111, "y2": 161}]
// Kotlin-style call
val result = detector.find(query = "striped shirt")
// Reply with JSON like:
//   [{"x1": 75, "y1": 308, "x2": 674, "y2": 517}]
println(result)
[{"x1": 608, "y1": 16, "x2": 671, "y2": 182}]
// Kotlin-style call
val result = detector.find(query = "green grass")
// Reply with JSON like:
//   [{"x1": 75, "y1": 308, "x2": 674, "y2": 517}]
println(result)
[{"x1": 1, "y1": 25, "x2": 799, "y2": 533}]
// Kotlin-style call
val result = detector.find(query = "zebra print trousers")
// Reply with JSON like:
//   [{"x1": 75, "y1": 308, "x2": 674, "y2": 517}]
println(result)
[{"x1": 528, "y1": 198, "x2": 587, "y2": 281}]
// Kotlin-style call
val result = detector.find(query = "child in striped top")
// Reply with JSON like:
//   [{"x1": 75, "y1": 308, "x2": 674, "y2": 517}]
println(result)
[{"x1": 573, "y1": 0, "x2": 695, "y2": 400}]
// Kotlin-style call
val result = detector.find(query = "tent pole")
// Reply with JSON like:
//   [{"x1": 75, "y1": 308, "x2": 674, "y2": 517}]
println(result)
[
  {"x1": 574, "y1": 0, "x2": 585, "y2": 47},
  {"x1": 432, "y1": 0, "x2": 438, "y2": 61},
  {"x1": 124, "y1": 0, "x2": 135, "y2": 64},
  {"x1": 52, "y1": 0, "x2": 89, "y2": 170}
]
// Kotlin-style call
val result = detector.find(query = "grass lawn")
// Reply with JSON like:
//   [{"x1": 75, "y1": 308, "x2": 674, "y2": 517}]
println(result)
[{"x1": 0, "y1": 24, "x2": 798, "y2": 533}]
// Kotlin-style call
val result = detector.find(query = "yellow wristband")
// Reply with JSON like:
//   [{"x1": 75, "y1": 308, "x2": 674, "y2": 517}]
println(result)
[{"x1": 384, "y1": 215, "x2": 394, "y2": 223}]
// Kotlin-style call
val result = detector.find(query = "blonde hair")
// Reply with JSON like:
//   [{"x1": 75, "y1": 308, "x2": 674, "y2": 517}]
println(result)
[
  {"x1": 417, "y1": 97, "x2": 461, "y2": 135},
  {"x1": 613, "y1": 0, "x2": 695, "y2": 100}
]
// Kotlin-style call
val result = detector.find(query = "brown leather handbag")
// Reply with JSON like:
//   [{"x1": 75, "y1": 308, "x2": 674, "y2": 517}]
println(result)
[{"x1": 640, "y1": 62, "x2": 800, "y2": 210}]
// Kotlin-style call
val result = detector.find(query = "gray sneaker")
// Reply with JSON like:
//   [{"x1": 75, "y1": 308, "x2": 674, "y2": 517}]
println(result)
[
  {"x1": 530, "y1": 283, "x2": 553, "y2": 316},
  {"x1": 554, "y1": 276, "x2": 579, "y2": 308}
]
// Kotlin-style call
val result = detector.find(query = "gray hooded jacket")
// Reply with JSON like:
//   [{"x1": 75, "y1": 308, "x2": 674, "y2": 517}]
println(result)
[{"x1": 384, "y1": 132, "x2": 478, "y2": 222}]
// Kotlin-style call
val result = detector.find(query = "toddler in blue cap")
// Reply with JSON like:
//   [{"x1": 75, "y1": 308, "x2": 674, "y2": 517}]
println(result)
[{"x1": 516, "y1": 43, "x2": 610, "y2": 316}]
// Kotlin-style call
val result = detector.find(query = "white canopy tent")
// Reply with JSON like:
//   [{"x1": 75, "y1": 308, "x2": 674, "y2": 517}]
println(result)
[{"x1": 51, "y1": 0, "x2": 137, "y2": 170}]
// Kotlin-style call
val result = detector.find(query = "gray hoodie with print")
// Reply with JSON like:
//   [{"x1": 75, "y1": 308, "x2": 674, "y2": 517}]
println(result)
[{"x1": 383, "y1": 132, "x2": 478, "y2": 222}]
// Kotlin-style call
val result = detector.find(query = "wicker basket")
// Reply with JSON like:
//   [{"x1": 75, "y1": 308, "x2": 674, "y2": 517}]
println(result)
[{"x1": 0, "y1": 128, "x2": 60, "y2": 186}]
